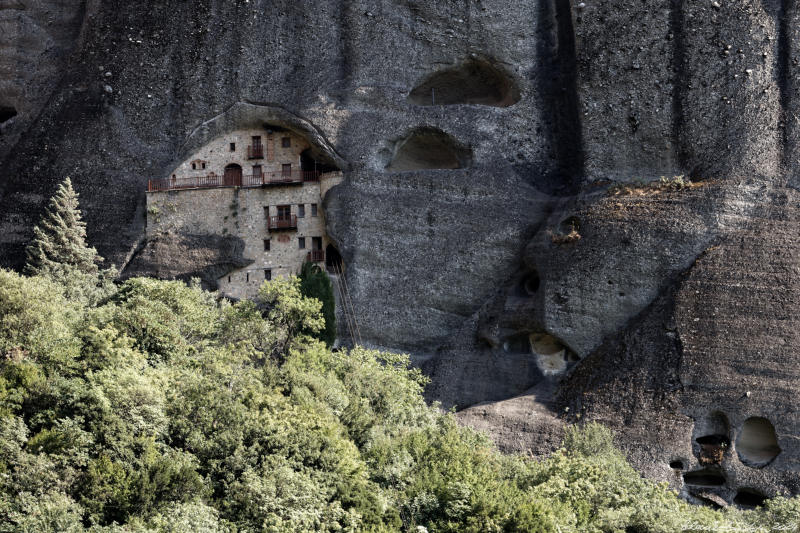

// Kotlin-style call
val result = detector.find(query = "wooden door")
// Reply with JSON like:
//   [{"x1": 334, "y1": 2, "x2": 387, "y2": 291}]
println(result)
[{"x1": 224, "y1": 165, "x2": 242, "y2": 186}]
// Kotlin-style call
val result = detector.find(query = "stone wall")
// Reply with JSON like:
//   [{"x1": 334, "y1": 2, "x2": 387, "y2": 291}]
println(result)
[
  {"x1": 170, "y1": 128, "x2": 310, "y2": 181},
  {"x1": 147, "y1": 171, "x2": 341, "y2": 300}
]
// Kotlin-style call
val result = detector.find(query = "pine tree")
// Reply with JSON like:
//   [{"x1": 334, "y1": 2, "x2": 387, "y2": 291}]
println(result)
[{"x1": 25, "y1": 178, "x2": 102, "y2": 277}]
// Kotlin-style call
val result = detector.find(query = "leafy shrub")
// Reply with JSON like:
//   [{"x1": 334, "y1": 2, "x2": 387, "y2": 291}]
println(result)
[{"x1": 2, "y1": 268, "x2": 799, "y2": 532}]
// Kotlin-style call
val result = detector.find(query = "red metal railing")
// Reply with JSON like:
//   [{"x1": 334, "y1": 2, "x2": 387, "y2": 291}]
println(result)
[
  {"x1": 148, "y1": 170, "x2": 321, "y2": 192},
  {"x1": 307, "y1": 250, "x2": 325, "y2": 262},
  {"x1": 247, "y1": 144, "x2": 264, "y2": 159},
  {"x1": 267, "y1": 215, "x2": 297, "y2": 230}
]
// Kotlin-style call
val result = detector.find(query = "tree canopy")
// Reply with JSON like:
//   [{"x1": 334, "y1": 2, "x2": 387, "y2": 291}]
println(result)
[{"x1": 0, "y1": 178, "x2": 798, "y2": 532}]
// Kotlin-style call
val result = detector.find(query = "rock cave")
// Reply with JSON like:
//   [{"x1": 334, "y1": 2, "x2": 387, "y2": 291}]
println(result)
[
  {"x1": 0, "y1": 106, "x2": 16, "y2": 124},
  {"x1": 683, "y1": 470, "x2": 726, "y2": 487},
  {"x1": 736, "y1": 417, "x2": 781, "y2": 467},
  {"x1": 407, "y1": 58, "x2": 520, "y2": 107},
  {"x1": 385, "y1": 127, "x2": 472, "y2": 171}
]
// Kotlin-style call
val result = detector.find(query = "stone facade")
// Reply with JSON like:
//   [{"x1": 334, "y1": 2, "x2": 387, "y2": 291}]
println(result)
[
  {"x1": 168, "y1": 127, "x2": 313, "y2": 183},
  {"x1": 146, "y1": 129, "x2": 342, "y2": 299}
]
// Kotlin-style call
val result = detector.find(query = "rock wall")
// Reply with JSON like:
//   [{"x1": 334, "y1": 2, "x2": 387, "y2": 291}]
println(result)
[{"x1": 3, "y1": 0, "x2": 800, "y2": 502}]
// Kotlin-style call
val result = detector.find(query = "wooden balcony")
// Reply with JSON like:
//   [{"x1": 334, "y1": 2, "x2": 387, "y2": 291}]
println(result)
[
  {"x1": 267, "y1": 215, "x2": 297, "y2": 231},
  {"x1": 306, "y1": 250, "x2": 325, "y2": 263},
  {"x1": 247, "y1": 144, "x2": 264, "y2": 159},
  {"x1": 148, "y1": 170, "x2": 322, "y2": 192}
]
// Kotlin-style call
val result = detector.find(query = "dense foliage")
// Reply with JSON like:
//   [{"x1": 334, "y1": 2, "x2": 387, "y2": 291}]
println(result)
[
  {"x1": 3, "y1": 271, "x2": 800, "y2": 532},
  {"x1": 1, "y1": 181, "x2": 799, "y2": 531},
  {"x1": 298, "y1": 262, "x2": 337, "y2": 347}
]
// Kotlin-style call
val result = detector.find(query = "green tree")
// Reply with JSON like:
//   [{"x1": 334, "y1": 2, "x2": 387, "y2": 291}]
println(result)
[
  {"x1": 24, "y1": 178, "x2": 116, "y2": 304},
  {"x1": 298, "y1": 262, "x2": 337, "y2": 346},
  {"x1": 25, "y1": 178, "x2": 101, "y2": 278}
]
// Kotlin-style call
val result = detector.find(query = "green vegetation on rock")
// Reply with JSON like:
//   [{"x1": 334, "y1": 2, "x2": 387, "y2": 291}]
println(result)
[{"x1": 0, "y1": 181, "x2": 798, "y2": 532}]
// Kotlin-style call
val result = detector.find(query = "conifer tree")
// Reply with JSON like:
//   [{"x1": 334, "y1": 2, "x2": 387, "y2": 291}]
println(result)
[{"x1": 25, "y1": 177, "x2": 102, "y2": 277}]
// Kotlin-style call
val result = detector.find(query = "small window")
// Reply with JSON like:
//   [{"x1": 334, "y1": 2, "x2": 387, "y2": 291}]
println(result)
[
  {"x1": 311, "y1": 203, "x2": 318, "y2": 217},
  {"x1": 263, "y1": 239, "x2": 270, "y2": 251},
  {"x1": 246, "y1": 272, "x2": 250, "y2": 282},
  {"x1": 282, "y1": 163, "x2": 292, "y2": 176},
  {"x1": 230, "y1": 142, "x2": 236, "y2": 151},
  {"x1": 277, "y1": 205, "x2": 291, "y2": 218},
  {"x1": 253, "y1": 165, "x2": 262, "y2": 177},
  {"x1": 312, "y1": 237, "x2": 322, "y2": 250},
  {"x1": 298, "y1": 204, "x2": 305, "y2": 218},
  {"x1": 227, "y1": 275, "x2": 231, "y2": 283},
  {"x1": 264, "y1": 206, "x2": 270, "y2": 217},
  {"x1": 191, "y1": 162, "x2": 196, "y2": 170},
  {"x1": 298, "y1": 237, "x2": 306, "y2": 249},
  {"x1": 201, "y1": 162, "x2": 206, "y2": 169},
  {"x1": 282, "y1": 137, "x2": 291, "y2": 148},
  {"x1": 252, "y1": 135, "x2": 262, "y2": 146},
  {"x1": 264, "y1": 269, "x2": 272, "y2": 280}
]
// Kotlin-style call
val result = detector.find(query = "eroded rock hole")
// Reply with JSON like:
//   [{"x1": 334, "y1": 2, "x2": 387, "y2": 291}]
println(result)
[
  {"x1": 0, "y1": 106, "x2": 17, "y2": 124},
  {"x1": 560, "y1": 216, "x2": 581, "y2": 234},
  {"x1": 502, "y1": 333, "x2": 576, "y2": 377},
  {"x1": 385, "y1": 128, "x2": 472, "y2": 171},
  {"x1": 734, "y1": 489, "x2": 767, "y2": 509},
  {"x1": 408, "y1": 59, "x2": 520, "y2": 107},
  {"x1": 694, "y1": 411, "x2": 731, "y2": 466},
  {"x1": 683, "y1": 470, "x2": 726, "y2": 487},
  {"x1": 696, "y1": 435, "x2": 730, "y2": 466},
  {"x1": 669, "y1": 460, "x2": 684, "y2": 470},
  {"x1": 514, "y1": 271, "x2": 541, "y2": 297},
  {"x1": 737, "y1": 417, "x2": 781, "y2": 467}
]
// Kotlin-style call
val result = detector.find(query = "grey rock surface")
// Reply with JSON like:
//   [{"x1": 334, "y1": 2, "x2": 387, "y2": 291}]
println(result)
[
  {"x1": 122, "y1": 230, "x2": 252, "y2": 290},
  {"x1": 3, "y1": 0, "x2": 800, "y2": 503}
]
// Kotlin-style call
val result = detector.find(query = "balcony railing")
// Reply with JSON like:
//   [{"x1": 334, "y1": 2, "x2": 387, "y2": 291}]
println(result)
[
  {"x1": 148, "y1": 170, "x2": 321, "y2": 192},
  {"x1": 306, "y1": 250, "x2": 325, "y2": 263},
  {"x1": 267, "y1": 215, "x2": 297, "y2": 230},
  {"x1": 247, "y1": 144, "x2": 264, "y2": 159}
]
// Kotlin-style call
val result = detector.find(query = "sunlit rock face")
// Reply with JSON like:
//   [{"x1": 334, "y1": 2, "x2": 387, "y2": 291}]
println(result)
[{"x1": 2, "y1": 0, "x2": 800, "y2": 502}]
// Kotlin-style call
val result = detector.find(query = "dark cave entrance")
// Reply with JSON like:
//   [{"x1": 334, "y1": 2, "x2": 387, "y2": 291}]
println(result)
[
  {"x1": 734, "y1": 489, "x2": 767, "y2": 509},
  {"x1": 326, "y1": 244, "x2": 343, "y2": 274},
  {"x1": 408, "y1": 59, "x2": 520, "y2": 107},
  {"x1": 301, "y1": 149, "x2": 339, "y2": 173},
  {"x1": 0, "y1": 106, "x2": 17, "y2": 124},
  {"x1": 683, "y1": 470, "x2": 726, "y2": 487}
]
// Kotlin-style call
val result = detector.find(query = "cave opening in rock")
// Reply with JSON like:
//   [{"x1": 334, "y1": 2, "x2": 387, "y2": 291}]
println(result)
[
  {"x1": 325, "y1": 244, "x2": 343, "y2": 274},
  {"x1": 301, "y1": 148, "x2": 340, "y2": 173},
  {"x1": 385, "y1": 127, "x2": 472, "y2": 172},
  {"x1": 523, "y1": 271, "x2": 540, "y2": 295},
  {"x1": 513, "y1": 270, "x2": 541, "y2": 297},
  {"x1": 501, "y1": 333, "x2": 572, "y2": 376},
  {"x1": 693, "y1": 411, "x2": 731, "y2": 465},
  {"x1": 408, "y1": 59, "x2": 520, "y2": 107},
  {"x1": 560, "y1": 216, "x2": 581, "y2": 234},
  {"x1": 669, "y1": 460, "x2": 684, "y2": 470},
  {"x1": 683, "y1": 470, "x2": 726, "y2": 487},
  {"x1": 736, "y1": 417, "x2": 781, "y2": 467},
  {"x1": 0, "y1": 106, "x2": 17, "y2": 124},
  {"x1": 530, "y1": 333, "x2": 572, "y2": 376},
  {"x1": 733, "y1": 489, "x2": 767, "y2": 509}
]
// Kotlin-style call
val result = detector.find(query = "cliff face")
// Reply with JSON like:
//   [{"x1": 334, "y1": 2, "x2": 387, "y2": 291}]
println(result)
[{"x1": 2, "y1": 0, "x2": 800, "y2": 503}]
